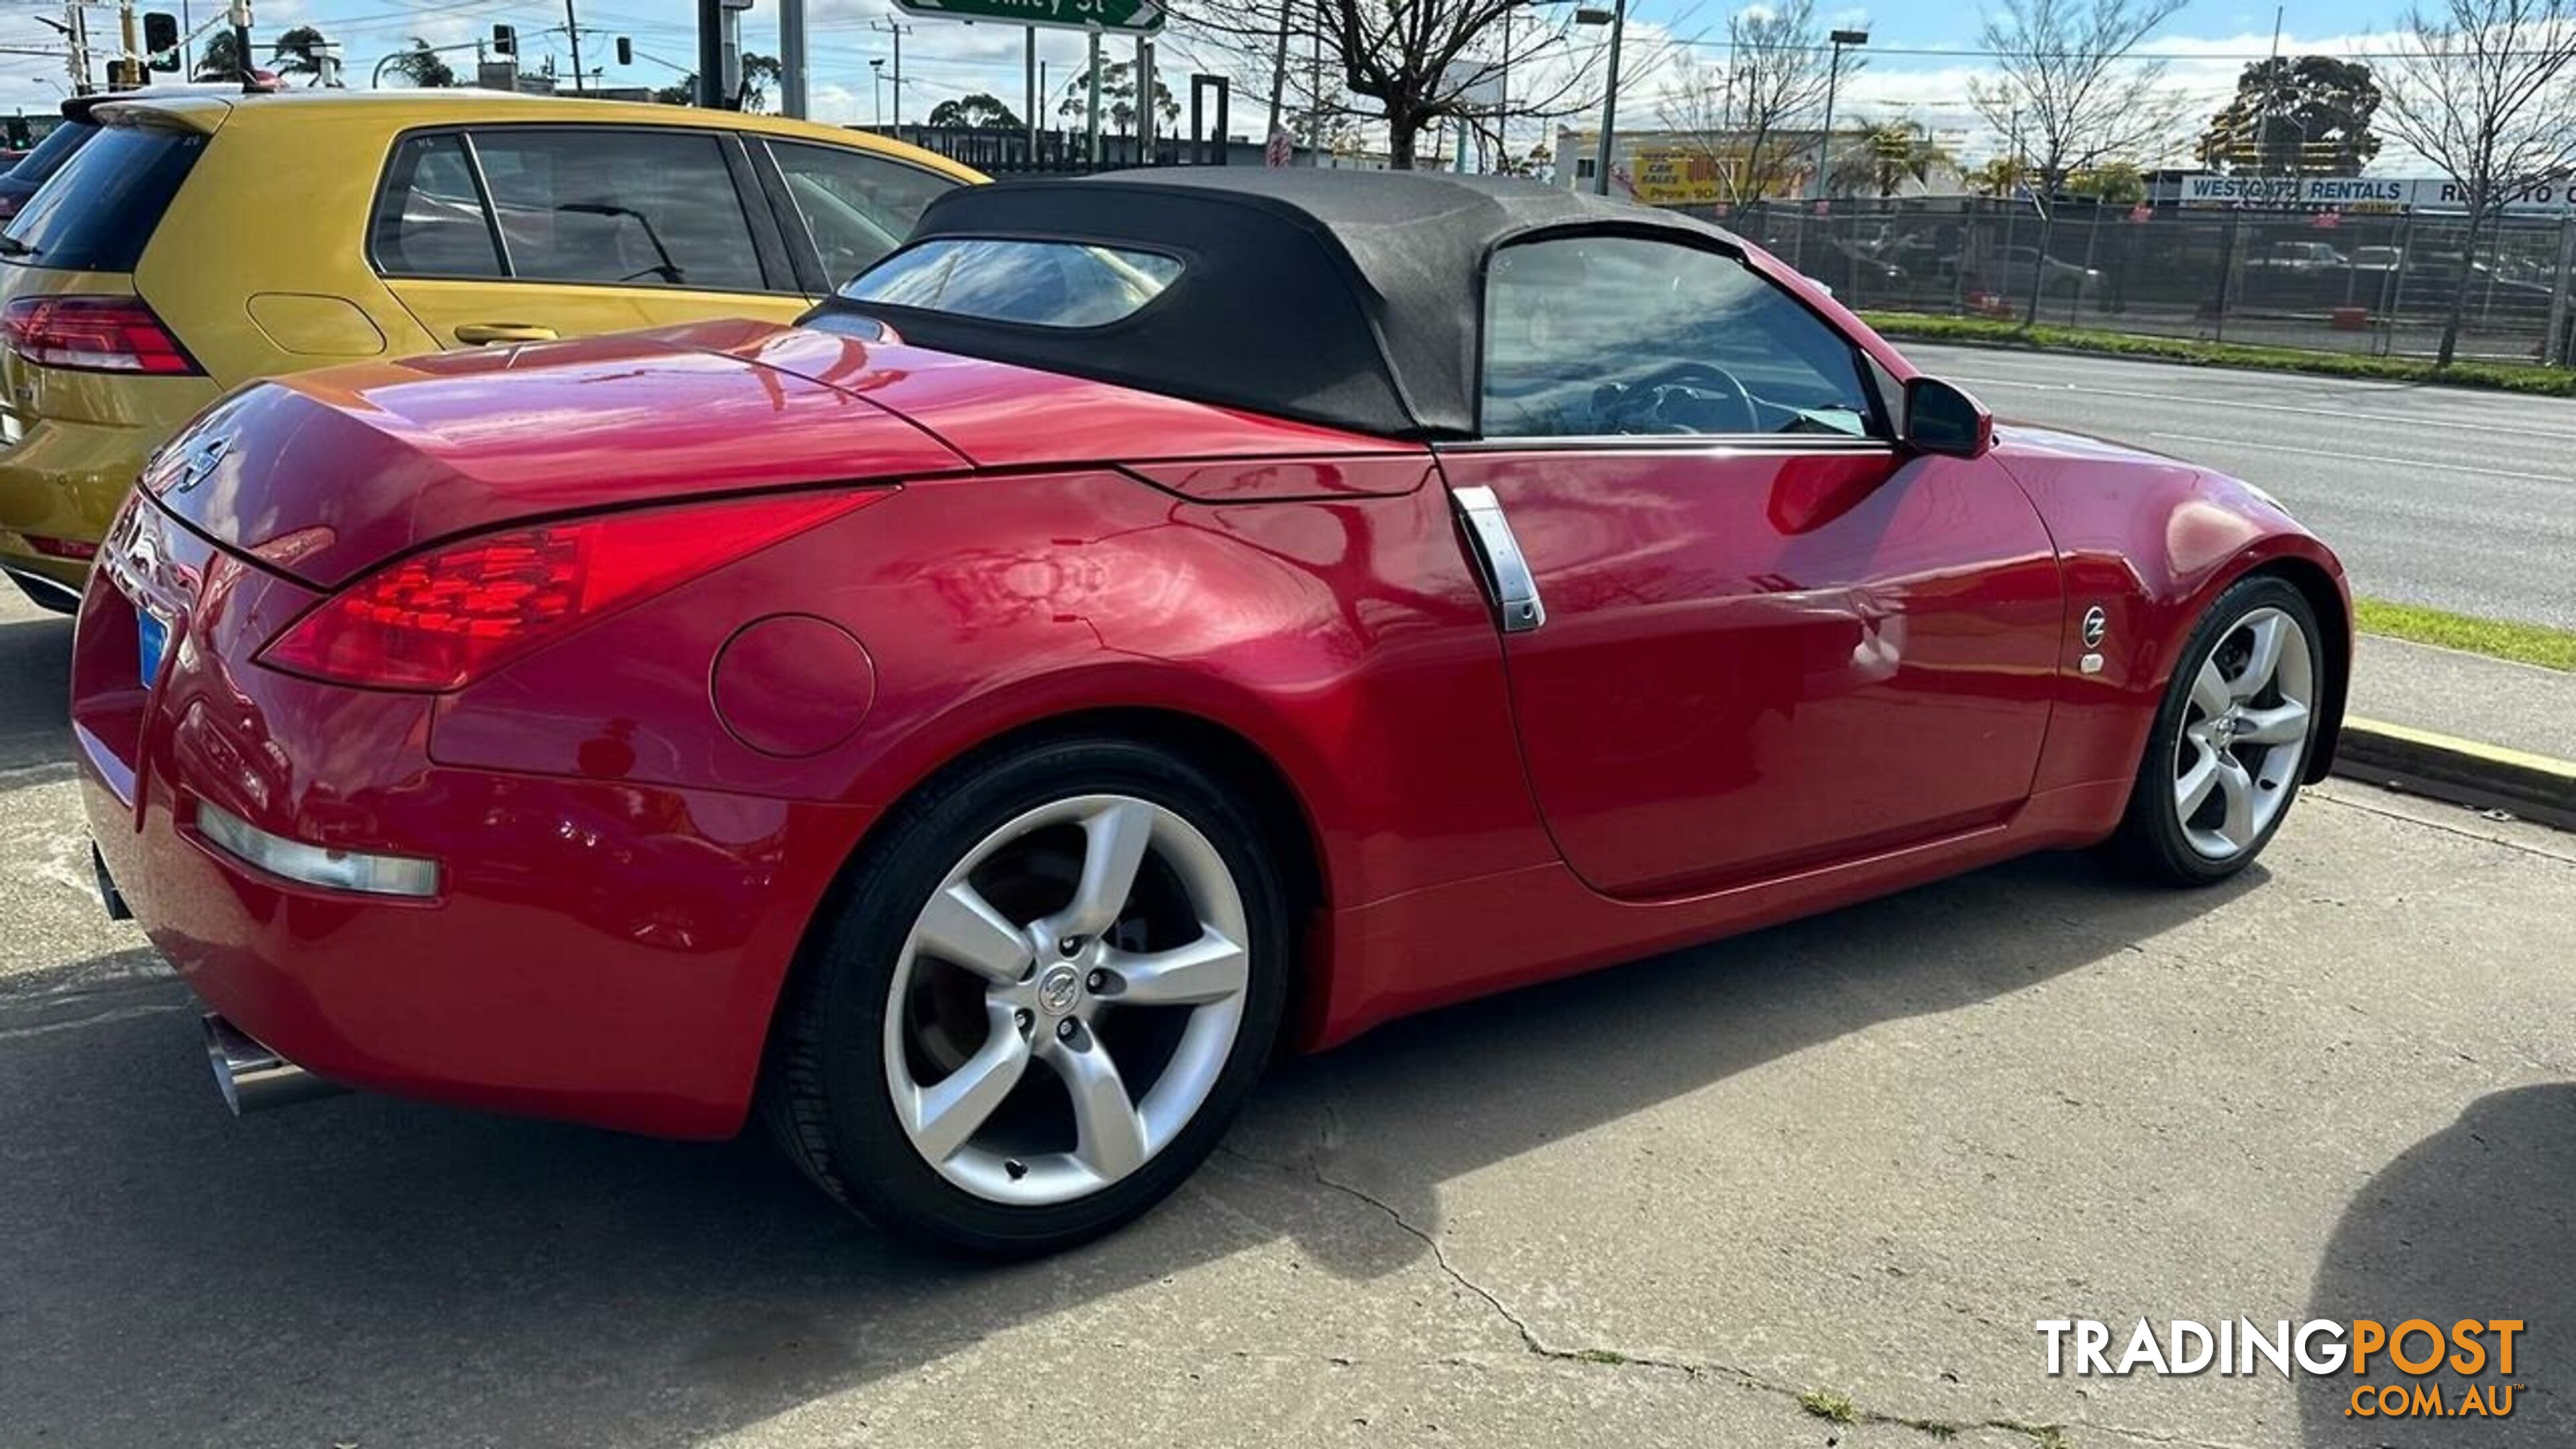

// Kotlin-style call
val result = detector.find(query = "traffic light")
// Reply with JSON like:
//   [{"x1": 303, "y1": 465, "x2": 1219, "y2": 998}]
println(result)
[
  {"x1": 616, "y1": 36, "x2": 632, "y2": 66},
  {"x1": 492, "y1": 23, "x2": 517, "y2": 56},
  {"x1": 143, "y1": 11, "x2": 180, "y2": 71}
]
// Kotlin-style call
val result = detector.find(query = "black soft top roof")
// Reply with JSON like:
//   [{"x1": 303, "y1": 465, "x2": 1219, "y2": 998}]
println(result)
[{"x1": 827, "y1": 167, "x2": 1752, "y2": 441}]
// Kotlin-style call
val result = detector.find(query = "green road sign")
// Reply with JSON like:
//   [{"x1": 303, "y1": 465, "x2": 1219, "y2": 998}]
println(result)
[{"x1": 892, "y1": 0, "x2": 1165, "y2": 34}]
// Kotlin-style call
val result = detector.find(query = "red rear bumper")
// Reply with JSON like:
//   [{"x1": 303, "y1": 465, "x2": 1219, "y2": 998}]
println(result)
[{"x1": 74, "y1": 501, "x2": 871, "y2": 1139}]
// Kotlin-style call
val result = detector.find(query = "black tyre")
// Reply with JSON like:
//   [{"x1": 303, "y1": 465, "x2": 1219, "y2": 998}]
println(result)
[
  {"x1": 762, "y1": 736, "x2": 1291, "y2": 1256},
  {"x1": 2107, "y1": 574, "x2": 2326, "y2": 885}
]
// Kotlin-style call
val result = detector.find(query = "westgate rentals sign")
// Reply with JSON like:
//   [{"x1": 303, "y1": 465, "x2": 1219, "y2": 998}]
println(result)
[{"x1": 2182, "y1": 174, "x2": 2576, "y2": 215}]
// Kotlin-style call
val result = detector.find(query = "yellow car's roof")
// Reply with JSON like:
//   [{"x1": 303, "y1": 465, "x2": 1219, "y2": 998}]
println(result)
[{"x1": 91, "y1": 89, "x2": 983, "y2": 184}]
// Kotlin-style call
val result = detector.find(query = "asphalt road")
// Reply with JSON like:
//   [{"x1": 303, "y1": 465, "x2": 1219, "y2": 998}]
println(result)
[
  {"x1": 1903, "y1": 343, "x2": 2576, "y2": 631},
  {"x1": 6, "y1": 589, "x2": 2576, "y2": 1447}
]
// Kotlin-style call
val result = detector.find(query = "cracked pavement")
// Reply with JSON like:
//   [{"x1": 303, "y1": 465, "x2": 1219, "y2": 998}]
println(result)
[{"x1": 3, "y1": 588, "x2": 2573, "y2": 1448}]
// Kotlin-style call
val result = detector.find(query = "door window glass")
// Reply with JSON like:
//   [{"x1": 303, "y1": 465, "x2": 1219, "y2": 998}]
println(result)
[
  {"x1": 467, "y1": 128, "x2": 765, "y2": 292},
  {"x1": 1481, "y1": 234, "x2": 1881, "y2": 440},
  {"x1": 371, "y1": 132, "x2": 504, "y2": 279},
  {"x1": 767, "y1": 141, "x2": 959, "y2": 286}
]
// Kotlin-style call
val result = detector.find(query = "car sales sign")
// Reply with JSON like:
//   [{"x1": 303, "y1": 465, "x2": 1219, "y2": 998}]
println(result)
[
  {"x1": 894, "y1": 0, "x2": 1165, "y2": 32},
  {"x1": 2182, "y1": 174, "x2": 2576, "y2": 215}
]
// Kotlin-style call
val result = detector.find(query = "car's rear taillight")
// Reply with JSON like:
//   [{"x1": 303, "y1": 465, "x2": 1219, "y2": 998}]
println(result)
[
  {"x1": 259, "y1": 490, "x2": 891, "y2": 692},
  {"x1": 1, "y1": 295, "x2": 203, "y2": 376}
]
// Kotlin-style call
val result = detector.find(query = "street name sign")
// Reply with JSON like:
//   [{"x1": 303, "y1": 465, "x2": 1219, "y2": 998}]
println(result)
[{"x1": 892, "y1": 0, "x2": 1165, "y2": 34}]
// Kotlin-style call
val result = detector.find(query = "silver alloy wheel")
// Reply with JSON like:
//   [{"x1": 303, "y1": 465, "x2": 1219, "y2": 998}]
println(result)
[
  {"x1": 883, "y1": 794, "x2": 1250, "y2": 1206},
  {"x1": 2172, "y1": 604, "x2": 2316, "y2": 861}
]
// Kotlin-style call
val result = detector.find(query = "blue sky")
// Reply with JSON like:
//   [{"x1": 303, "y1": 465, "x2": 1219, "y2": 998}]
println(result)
[{"x1": 1, "y1": 0, "x2": 2430, "y2": 164}]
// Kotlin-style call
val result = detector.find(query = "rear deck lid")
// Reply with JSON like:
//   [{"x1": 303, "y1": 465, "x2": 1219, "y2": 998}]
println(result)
[{"x1": 146, "y1": 326, "x2": 969, "y2": 588}]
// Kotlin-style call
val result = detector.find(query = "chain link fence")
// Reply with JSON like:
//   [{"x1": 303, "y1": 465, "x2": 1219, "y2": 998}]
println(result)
[{"x1": 1699, "y1": 197, "x2": 2576, "y2": 365}]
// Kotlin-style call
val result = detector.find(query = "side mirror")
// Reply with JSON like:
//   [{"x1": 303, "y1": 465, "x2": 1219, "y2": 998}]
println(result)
[{"x1": 1901, "y1": 376, "x2": 1992, "y2": 459}]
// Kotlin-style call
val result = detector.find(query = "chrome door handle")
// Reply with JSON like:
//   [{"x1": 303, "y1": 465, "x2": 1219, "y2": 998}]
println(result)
[{"x1": 1450, "y1": 485, "x2": 1546, "y2": 634}]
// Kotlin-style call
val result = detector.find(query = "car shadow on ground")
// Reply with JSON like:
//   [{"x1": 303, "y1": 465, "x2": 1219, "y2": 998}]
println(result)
[
  {"x1": 2300, "y1": 1083, "x2": 2575, "y2": 1448},
  {"x1": 1, "y1": 847, "x2": 2275, "y2": 1446},
  {"x1": 0, "y1": 609, "x2": 72, "y2": 771}
]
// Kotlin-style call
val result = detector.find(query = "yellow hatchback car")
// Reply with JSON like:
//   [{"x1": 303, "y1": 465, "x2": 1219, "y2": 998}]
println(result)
[{"x1": 0, "y1": 90, "x2": 979, "y2": 609}]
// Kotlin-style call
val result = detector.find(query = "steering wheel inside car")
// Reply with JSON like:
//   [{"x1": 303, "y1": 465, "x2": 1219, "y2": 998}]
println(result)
[{"x1": 1592, "y1": 361, "x2": 1759, "y2": 434}]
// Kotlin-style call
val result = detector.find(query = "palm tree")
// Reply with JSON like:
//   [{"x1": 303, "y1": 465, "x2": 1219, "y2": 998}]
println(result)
[
  {"x1": 270, "y1": 25, "x2": 332, "y2": 84},
  {"x1": 196, "y1": 30, "x2": 245, "y2": 82},
  {"x1": 1831, "y1": 119, "x2": 1955, "y2": 198},
  {"x1": 383, "y1": 37, "x2": 457, "y2": 89}
]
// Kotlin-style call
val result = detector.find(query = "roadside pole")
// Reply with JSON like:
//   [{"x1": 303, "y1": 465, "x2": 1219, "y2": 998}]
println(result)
[
  {"x1": 1086, "y1": 30, "x2": 1102, "y2": 165},
  {"x1": 1265, "y1": 2, "x2": 1289, "y2": 144},
  {"x1": 1307, "y1": 0, "x2": 1324, "y2": 165},
  {"x1": 1026, "y1": 28, "x2": 1038, "y2": 149},
  {"x1": 118, "y1": 0, "x2": 141, "y2": 88},
  {"x1": 696, "y1": 0, "x2": 724, "y2": 109},
  {"x1": 780, "y1": 0, "x2": 807, "y2": 116},
  {"x1": 1136, "y1": 34, "x2": 1150, "y2": 160},
  {"x1": 564, "y1": 0, "x2": 585, "y2": 93}
]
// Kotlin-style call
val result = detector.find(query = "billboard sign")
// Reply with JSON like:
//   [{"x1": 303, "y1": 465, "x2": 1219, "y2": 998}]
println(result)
[{"x1": 2181, "y1": 174, "x2": 2576, "y2": 215}]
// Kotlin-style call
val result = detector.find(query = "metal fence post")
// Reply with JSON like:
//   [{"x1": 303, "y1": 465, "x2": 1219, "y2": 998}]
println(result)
[
  {"x1": 2211, "y1": 213, "x2": 2238, "y2": 343},
  {"x1": 2546, "y1": 213, "x2": 2576, "y2": 366},
  {"x1": 2385, "y1": 211, "x2": 2412, "y2": 358}
]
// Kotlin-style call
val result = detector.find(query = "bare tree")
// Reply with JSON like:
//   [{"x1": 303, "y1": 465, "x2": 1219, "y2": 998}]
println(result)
[
  {"x1": 2377, "y1": 0, "x2": 2576, "y2": 365},
  {"x1": 1970, "y1": 0, "x2": 2190, "y2": 321},
  {"x1": 1175, "y1": 0, "x2": 1687, "y2": 170},
  {"x1": 1656, "y1": 1, "x2": 1846, "y2": 207}
]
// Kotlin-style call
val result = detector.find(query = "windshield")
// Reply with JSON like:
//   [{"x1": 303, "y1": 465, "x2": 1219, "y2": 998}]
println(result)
[{"x1": 840, "y1": 237, "x2": 1183, "y2": 328}]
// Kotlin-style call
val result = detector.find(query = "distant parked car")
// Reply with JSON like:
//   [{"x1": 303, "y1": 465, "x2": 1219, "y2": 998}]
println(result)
[
  {"x1": 1974, "y1": 244, "x2": 2100, "y2": 300},
  {"x1": 2250, "y1": 240, "x2": 2349, "y2": 274}
]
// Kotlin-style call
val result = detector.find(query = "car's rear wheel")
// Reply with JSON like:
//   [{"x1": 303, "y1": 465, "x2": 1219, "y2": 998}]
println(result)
[
  {"x1": 762, "y1": 737, "x2": 1289, "y2": 1256},
  {"x1": 2108, "y1": 575, "x2": 2324, "y2": 885}
]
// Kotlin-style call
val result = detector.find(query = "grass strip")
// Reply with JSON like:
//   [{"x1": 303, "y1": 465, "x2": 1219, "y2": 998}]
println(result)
[
  {"x1": 1859, "y1": 310, "x2": 2576, "y2": 398},
  {"x1": 2356, "y1": 598, "x2": 2576, "y2": 671}
]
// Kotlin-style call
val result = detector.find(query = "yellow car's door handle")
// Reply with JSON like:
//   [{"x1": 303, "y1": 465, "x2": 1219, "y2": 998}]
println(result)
[{"x1": 453, "y1": 323, "x2": 559, "y2": 345}]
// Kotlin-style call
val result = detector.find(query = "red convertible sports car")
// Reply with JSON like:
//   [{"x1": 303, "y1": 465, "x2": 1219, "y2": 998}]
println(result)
[{"x1": 74, "y1": 170, "x2": 2347, "y2": 1254}]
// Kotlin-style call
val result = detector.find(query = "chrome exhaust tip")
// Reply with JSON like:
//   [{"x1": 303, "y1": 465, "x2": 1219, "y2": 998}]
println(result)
[{"x1": 201, "y1": 1014, "x2": 343, "y2": 1115}]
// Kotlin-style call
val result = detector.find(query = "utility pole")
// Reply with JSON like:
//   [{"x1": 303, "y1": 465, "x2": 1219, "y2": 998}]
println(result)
[
  {"x1": 1307, "y1": 0, "x2": 1324, "y2": 165},
  {"x1": 117, "y1": 0, "x2": 141, "y2": 89},
  {"x1": 65, "y1": 1, "x2": 90, "y2": 94},
  {"x1": 780, "y1": 0, "x2": 808, "y2": 117},
  {"x1": 564, "y1": 0, "x2": 585, "y2": 93},
  {"x1": 1024, "y1": 28, "x2": 1037, "y2": 148},
  {"x1": 695, "y1": 0, "x2": 732, "y2": 109},
  {"x1": 871, "y1": 18, "x2": 911, "y2": 127},
  {"x1": 1265, "y1": 2, "x2": 1290, "y2": 142},
  {"x1": 229, "y1": 0, "x2": 250, "y2": 88},
  {"x1": 1583, "y1": 0, "x2": 1627, "y2": 196},
  {"x1": 1085, "y1": 29, "x2": 1102, "y2": 164},
  {"x1": 1136, "y1": 34, "x2": 1151, "y2": 158}
]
